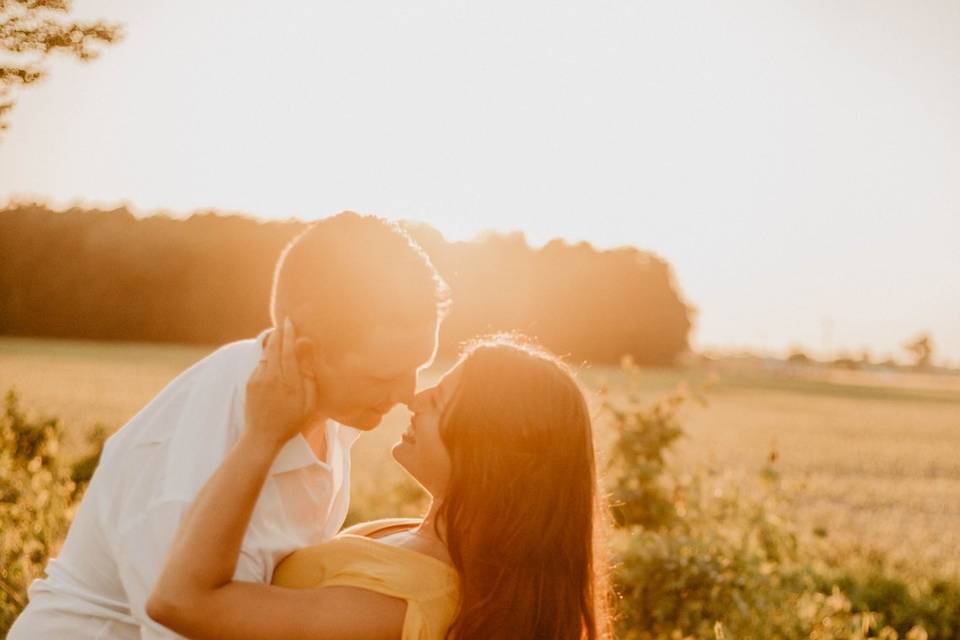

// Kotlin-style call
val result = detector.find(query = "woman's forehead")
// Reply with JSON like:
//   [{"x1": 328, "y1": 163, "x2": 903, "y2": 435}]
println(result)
[{"x1": 435, "y1": 362, "x2": 465, "y2": 396}]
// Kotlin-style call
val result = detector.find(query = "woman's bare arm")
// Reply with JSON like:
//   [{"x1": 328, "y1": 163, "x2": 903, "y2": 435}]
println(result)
[{"x1": 146, "y1": 434, "x2": 405, "y2": 640}]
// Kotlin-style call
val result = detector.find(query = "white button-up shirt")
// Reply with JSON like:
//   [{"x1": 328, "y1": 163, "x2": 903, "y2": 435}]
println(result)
[{"x1": 9, "y1": 331, "x2": 359, "y2": 639}]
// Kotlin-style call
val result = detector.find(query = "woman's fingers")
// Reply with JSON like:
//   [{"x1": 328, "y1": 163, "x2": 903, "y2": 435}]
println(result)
[
  {"x1": 245, "y1": 321, "x2": 311, "y2": 444},
  {"x1": 302, "y1": 375, "x2": 317, "y2": 418},
  {"x1": 263, "y1": 324, "x2": 283, "y2": 378},
  {"x1": 280, "y1": 317, "x2": 299, "y2": 389}
]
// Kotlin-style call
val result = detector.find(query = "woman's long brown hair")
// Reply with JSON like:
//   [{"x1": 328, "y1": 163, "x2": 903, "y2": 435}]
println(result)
[{"x1": 436, "y1": 336, "x2": 611, "y2": 639}]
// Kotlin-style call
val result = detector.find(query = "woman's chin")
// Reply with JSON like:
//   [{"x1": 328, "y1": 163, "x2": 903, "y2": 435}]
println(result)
[
  {"x1": 391, "y1": 439, "x2": 405, "y2": 461},
  {"x1": 391, "y1": 441, "x2": 417, "y2": 475}
]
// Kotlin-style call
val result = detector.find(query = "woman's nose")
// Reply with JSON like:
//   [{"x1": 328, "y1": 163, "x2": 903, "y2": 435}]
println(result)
[{"x1": 406, "y1": 390, "x2": 428, "y2": 412}]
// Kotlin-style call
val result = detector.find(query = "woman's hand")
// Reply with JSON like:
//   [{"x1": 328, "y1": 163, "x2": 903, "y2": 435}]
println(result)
[{"x1": 244, "y1": 317, "x2": 316, "y2": 448}]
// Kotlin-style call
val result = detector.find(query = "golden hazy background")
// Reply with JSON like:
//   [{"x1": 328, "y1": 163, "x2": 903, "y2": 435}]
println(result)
[
  {"x1": 2, "y1": 2, "x2": 960, "y2": 638},
  {"x1": 2, "y1": 0, "x2": 959, "y2": 365}
]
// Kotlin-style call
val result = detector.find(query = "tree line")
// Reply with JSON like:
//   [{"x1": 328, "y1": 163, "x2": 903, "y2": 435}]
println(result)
[{"x1": 0, "y1": 203, "x2": 693, "y2": 364}]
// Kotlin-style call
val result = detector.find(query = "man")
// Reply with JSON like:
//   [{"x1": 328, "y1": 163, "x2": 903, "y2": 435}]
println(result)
[{"x1": 9, "y1": 212, "x2": 449, "y2": 639}]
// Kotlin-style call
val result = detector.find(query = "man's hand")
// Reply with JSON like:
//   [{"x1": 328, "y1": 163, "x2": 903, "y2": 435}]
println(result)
[{"x1": 244, "y1": 317, "x2": 316, "y2": 448}]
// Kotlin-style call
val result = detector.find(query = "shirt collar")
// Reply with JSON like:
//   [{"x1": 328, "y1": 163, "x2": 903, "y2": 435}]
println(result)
[
  {"x1": 269, "y1": 431, "x2": 324, "y2": 475},
  {"x1": 337, "y1": 424, "x2": 363, "y2": 448},
  {"x1": 268, "y1": 421, "x2": 360, "y2": 475}
]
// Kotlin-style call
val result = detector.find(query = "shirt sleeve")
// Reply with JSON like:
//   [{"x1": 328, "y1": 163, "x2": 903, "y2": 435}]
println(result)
[
  {"x1": 114, "y1": 500, "x2": 189, "y2": 639},
  {"x1": 114, "y1": 499, "x2": 269, "y2": 638},
  {"x1": 100, "y1": 340, "x2": 268, "y2": 636}
]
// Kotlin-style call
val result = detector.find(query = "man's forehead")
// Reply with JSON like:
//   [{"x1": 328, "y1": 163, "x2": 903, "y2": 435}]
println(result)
[{"x1": 345, "y1": 322, "x2": 438, "y2": 373}]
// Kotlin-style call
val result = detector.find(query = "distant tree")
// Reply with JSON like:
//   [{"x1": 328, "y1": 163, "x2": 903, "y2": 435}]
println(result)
[
  {"x1": 0, "y1": 0, "x2": 121, "y2": 131},
  {"x1": 1, "y1": 204, "x2": 695, "y2": 364},
  {"x1": 880, "y1": 357, "x2": 899, "y2": 369},
  {"x1": 903, "y1": 333, "x2": 934, "y2": 369},
  {"x1": 830, "y1": 354, "x2": 859, "y2": 370},
  {"x1": 786, "y1": 347, "x2": 811, "y2": 365}
]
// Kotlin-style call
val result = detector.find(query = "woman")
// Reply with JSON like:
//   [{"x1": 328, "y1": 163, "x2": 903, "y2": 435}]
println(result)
[{"x1": 147, "y1": 323, "x2": 610, "y2": 639}]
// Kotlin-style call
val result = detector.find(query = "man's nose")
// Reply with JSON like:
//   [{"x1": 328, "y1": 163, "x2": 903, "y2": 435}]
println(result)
[{"x1": 389, "y1": 373, "x2": 417, "y2": 407}]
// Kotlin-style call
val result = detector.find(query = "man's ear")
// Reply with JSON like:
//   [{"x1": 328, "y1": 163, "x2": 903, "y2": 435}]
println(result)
[{"x1": 294, "y1": 337, "x2": 319, "y2": 379}]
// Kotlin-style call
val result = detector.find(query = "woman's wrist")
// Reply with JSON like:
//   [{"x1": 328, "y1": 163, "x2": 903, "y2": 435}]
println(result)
[{"x1": 238, "y1": 429, "x2": 289, "y2": 459}]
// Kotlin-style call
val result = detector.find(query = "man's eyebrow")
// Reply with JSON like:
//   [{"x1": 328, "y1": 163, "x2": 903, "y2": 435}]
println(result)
[{"x1": 369, "y1": 370, "x2": 405, "y2": 381}]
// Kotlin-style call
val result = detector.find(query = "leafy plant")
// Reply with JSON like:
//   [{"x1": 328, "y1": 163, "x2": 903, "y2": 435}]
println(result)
[
  {"x1": 600, "y1": 364, "x2": 950, "y2": 639},
  {"x1": 0, "y1": 390, "x2": 101, "y2": 635}
]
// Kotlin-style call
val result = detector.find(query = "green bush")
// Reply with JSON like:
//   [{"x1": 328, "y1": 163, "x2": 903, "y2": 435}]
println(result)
[
  {"x1": 0, "y1": 390, "x2": 101, "y2": 636},
  {"x1": 603, "y1": 382, "x2": 809, "y2": 638},
  {"x1": 611, "y1": 479, "x2": 811, "y2": 639},
  {"x1": 601, "y1": 370, "x2": 955, "y2": 639},
  {"x1": 2, "y1": 379, "x2": 957, "y2": 639},
  {"x1": 818, "y1": 570, "x2": 960, "y2": 639}
]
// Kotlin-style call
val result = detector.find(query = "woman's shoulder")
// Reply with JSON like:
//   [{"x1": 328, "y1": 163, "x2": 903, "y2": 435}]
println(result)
[
  {"x1": 339, "y1": 517, "x2": 424, "y2": 538},
  {"x1": 274, "y1": 522, "x2": 460, "y2": 636},
  {"x1": 274, "y1": 520, "x2": 457, "y2": 597}
]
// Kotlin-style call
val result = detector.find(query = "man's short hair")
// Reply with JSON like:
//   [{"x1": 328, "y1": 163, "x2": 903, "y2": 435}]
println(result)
[{"x1": 270, "y1": 211, "x2": 450, "y2": 353}]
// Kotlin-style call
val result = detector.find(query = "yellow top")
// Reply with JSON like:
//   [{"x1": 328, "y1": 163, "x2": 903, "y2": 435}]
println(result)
[{"x1": 272, "y1": 518, "x2": 460, "y2": 640}]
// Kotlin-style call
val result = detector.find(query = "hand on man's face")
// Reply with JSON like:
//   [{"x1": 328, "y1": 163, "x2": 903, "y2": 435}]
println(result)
[{"x1": 245, "y1": 318, "x2": 317, "y2": 445}]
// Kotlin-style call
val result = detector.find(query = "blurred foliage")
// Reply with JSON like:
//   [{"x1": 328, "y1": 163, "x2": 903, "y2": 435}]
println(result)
[
  {"x1": 602, "y1": 363, "x2": 959, "y2": 639},
  {"x1": 406, "y1": 225, "x2": 693, "y2": 365},
  {"x1": 603, "y1": 360, "x2": 690, "y2": 530},
  {"x1": 903, "y1": 334, "x2": 934, "y2": 370},
  {"x1": 0, "y1": 0, "x2": 121, "y2": 131},
  {"x1": 0, "y1": 390, "x2": 103, "y2": 635},
  {"x1": 0, "y1": 203, "x2": 692, "y2": 365},
  {"x1": 344, "y1": 476, "x2": 429, "y2": 528},
  {"x1": 816, "y1": 570, "x2": 960, "y2": 640},
  {"x1": 3, "y1": 370, "x2": 958, "y2": 638}
]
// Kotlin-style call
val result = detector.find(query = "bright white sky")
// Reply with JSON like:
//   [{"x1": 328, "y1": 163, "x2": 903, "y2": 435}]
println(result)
[{"x1": 2, "y1": 0, "x2": 959, "y2": 364}]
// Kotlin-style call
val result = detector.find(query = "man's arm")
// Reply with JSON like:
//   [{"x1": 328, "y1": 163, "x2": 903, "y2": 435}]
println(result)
[{"x1": 106, "y1": 340, "x2": 269, "y2": 637}]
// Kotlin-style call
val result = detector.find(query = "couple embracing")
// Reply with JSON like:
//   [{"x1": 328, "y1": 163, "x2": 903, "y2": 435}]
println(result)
[{"x1": 11, "y1": 213, "x2": 611, "y2": 639}]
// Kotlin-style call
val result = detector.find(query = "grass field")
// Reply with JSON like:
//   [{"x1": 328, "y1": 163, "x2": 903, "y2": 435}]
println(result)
[{"x1": 2, "y1": 336, "x2": 958, "y2": 577}]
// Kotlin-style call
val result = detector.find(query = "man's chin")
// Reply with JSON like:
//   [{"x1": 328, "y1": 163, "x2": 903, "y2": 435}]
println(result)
[{"x1": 342, "y1": 409, "x2": 385, "y2": 431}]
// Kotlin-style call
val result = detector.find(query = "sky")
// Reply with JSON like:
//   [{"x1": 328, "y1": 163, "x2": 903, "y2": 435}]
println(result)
[{"x1": 2, "y1": 0, "x2": 958, "y2": 364}]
